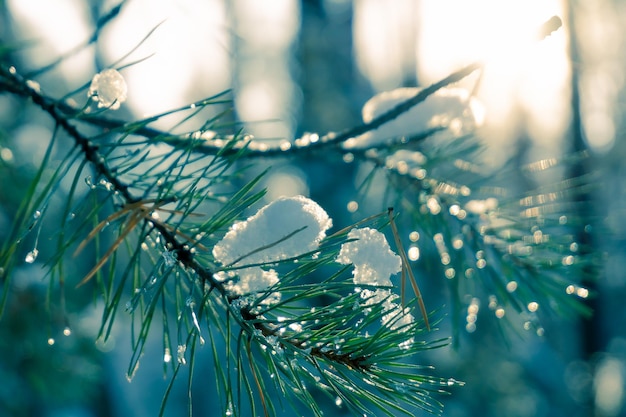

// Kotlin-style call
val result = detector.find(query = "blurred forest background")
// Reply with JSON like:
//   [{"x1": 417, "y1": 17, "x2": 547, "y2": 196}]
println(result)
[{"x1": 1, "y1": 1, "x2": 626, "y2": 416}]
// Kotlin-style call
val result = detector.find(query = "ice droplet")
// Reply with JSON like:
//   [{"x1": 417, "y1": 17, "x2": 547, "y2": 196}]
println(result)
[
  {"x1": 162, "y1": 250, "x2": 177, "y2": 267},
  {"x1": 25, "y1": 249, "x2": 39, "y2": 263},
  {"x1": 163, "y1": 348, "x2": 172, "y2": 363},
  {"x1": 177, "y1": 344, "x2": 187, "y2": 364}
]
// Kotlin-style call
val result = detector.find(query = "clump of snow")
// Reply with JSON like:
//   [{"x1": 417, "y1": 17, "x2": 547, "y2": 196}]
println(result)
[
  {"x1": 88, "y1": 68, "x2": 127, "y2": 110},
  {"x1": 337, "y1": 228, "x2": 415, "y2": 340},
  {"x1": 214, "y1": 195, "x2": 332, "y2": 265},
  {"x1": 343, "y1": 87, "x2": 483, "y2": 150},
  {"x1": 213, "y1": 195, "x2": 332, "y2": 303},
  {"x1": 336, "y1": 227, "x2": 401, "y2": 286}
]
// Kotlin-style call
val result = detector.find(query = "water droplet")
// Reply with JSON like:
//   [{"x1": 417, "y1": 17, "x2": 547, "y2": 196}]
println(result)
[
  {"x1": 444, "y1": 268, "x2": 455, "y2": 279},
  {"x1": 409, "y1": 231, "x2": 419, "y2": 242},
  {"x1": 25, "y1": 249, "x2": 39, "y2": 263},
  {"x1": 577, "y1": 287, "x2": 589, "y2": 298},
  {"x1": 33, "y1": 210, "x2": 41, "y2": 219},
  {"x1": 85, "y1": 176, "x2": 95, "y2": 189},
  {"x1": 63, "y1": 327, "x2": 71, "y2": 336},
  {"x1": 408, "y1": 246, "x2": 420, "y2": 261},
  {"x1": 177, "y1": 344, "x2": 187, "y2": 364},
  {"x1": 47, "y1": 338, "x2": 55, "y2": 345},
  {"x1": 163, "y1": 348, "x2": 172, "y2": 363},
  {"x1": 347, "y1": 201, "x2": 359, "y2": 213},
  {"x1": 506, "y1": 281, "x2": 518, "y2": 292},
  {"x1": 335, "y1": 397, "x2": 343, "y2": 407},
  {"x1": 527, "y1": 301, "x2": 539, "y2": 312}
]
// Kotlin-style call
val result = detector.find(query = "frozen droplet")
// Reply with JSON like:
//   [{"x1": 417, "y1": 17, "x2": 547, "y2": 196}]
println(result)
[
  {"x1": 25, "y1": 249, "x2": 39, "y2": 263},
  {"x1": 288, "y1": 322, "x2": 303, "y2": 332},
  {"x1": 177, "y1": 344, "x2": 187, "y2": 364},
  {"x1": 88, "y1": 68, "x2": 127, "y2": 110},
  {"x1": 162, "y1": 250, "x2": 176, "y2": 267}
]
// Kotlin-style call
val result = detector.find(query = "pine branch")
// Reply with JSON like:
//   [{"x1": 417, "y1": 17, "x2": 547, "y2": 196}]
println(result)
[{"x1": 1, "y1": 62, "x2": 457, "y2": 416}]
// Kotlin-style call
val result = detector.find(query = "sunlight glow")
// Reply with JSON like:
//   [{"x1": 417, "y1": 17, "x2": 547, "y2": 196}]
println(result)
[
  {"x1": 99, "y1": 0, "x2": 231, "y2": 120},
  {"x1": 354, "y1": 0, "x2": 570, "y2": 164},
  {"x1": 7, "y1": 0, "x2": 94, "y2": 81}
]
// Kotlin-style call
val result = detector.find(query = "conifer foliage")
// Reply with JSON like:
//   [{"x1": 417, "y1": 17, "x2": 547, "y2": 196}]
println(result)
[{"x1": 0, "y1": 7, "x2": 595, "y2": 417}]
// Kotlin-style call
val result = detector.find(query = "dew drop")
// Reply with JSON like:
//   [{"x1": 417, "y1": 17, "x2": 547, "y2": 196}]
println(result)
[
  {"x1": 177, "y1": 344, "x2": 187, "y2": 364},
  {"x1": 408, "y1": 246, "x2": 420, "y2": 261},
  {"x1": 33, "y1": 210, "x2": 41, "y2": 219},
  {"x1": 47, "y1": 338, "x2": 55, "y2": 345},
  {"x1": 527, "y1": 301, "x2": 539, "y2": 312},
  {"x1": 63, "y1": 327, "x2": 71, "y2": 336},
  {"x1": 163, "y1": 348, "x2": 172, "y2": 363},
  {"x1": 25, "y1": 249, "x2": 39, "y2": 264},
  {"x1": 347, "y1": 201, "x2": 359, "y2": 213},
  {"x1": 335, "y1": 397, "x2": 343, "y2": 407}
]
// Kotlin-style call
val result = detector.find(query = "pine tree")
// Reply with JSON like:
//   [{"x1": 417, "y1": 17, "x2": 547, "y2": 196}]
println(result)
[{"x1": 0, "y1": 6, "x2": 597, "y2": 417}]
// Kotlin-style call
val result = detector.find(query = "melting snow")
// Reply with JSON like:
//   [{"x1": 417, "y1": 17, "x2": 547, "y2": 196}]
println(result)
[
  {"x1": 337, "y1": 228, "x2": 415, "y2": 338},
  {"x1": 336, "y1": 227, "x2": 401, "y2": 286},
  {"x1": 213, "y1": 195, "x2": 332, "y2": 301},
  {"x1": 343, "y1": 87, "x2": 483, "y2": 149}
]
